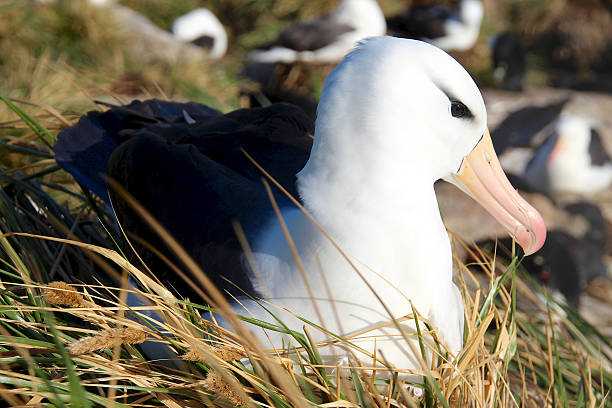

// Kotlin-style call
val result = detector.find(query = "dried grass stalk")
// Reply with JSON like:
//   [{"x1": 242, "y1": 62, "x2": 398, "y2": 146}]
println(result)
[
  {"x1": 68, "y1": 327, "x2": 147, "y2": 355},
  {"x1": 43, "y1": 281, "x2": 87, "y2": 308},
  {"x1": 183, "y1": 345, "x2": 245, "y2": 362},
  {"x1": 202, "y1": 371, "x2": 248, "y2": 406}
]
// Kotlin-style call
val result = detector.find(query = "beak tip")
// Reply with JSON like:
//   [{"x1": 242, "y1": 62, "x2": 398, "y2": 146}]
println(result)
[{"x1": 521, "y1": 212, "x2": 547, "y2": 256}]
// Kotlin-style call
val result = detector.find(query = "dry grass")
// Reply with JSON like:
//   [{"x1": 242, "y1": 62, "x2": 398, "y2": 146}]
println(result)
[
  {"x1": 0, "y1": 231, "x2": 609, "y2": 407},
  {"x1": 0, "y1": 2, "x2": 611, "y2": 406}
]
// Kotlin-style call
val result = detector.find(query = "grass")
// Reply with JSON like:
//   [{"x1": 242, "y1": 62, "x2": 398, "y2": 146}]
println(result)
[{"x1": 0, "y1": 1, "x2": 610, "y2": 406}]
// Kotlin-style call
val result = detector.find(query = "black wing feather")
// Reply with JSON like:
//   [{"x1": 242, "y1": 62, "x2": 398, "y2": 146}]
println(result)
[
  {"x1": 588, "y1": 128, "x2": 611, "y2": 166},
  {"x1": 55, "y1": 99, "x2": 313, "y2": 301},
  {"x1": 386, "y1": 4, "x2": 451, "y2": 39},
  {"x1": 108, "y1": 134, "x2": 273, "y2": 298},
  {"x1": 257, "y1": 15, "x2": 355, "y2": 52},
  {"x1": 491, "y1": 98, "x2": 571, "y2": 155},
  {"x1": 54, "y1": 99, "x2": 222, "y2": 203}
]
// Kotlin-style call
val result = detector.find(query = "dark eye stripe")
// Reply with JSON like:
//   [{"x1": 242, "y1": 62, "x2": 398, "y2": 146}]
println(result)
[{"x1": 450, "y1": 100, "x2": 473, "y2": 119}]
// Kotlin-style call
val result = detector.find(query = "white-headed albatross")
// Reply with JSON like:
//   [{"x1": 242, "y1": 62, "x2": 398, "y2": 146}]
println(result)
[
  {"x1": 387, "y1": 0, "x2": 484, "y2": 52},
  {"x1": 54, "y1": 37, "x2": 545, "y2": 373},
  {"x1": 246, "y1": 0, "x2": 386, "y2": 64},
  {"x1": 524, "y1": 113, "x2": 612, "y2": 194},
  {"x1": 171, "y1": 8, "x2": 228, "y2": 60}
]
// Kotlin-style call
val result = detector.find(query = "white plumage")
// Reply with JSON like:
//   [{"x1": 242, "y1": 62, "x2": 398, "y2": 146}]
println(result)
[
  {"x1": 525, "y1": 114, "x2": 612, "y2": 194},
  {"x1": 171, "y1": 8, "x2": 228, "y2": 60},
  {"x1": 430, "y1": 0, "x2": 483, "y2": 51}
]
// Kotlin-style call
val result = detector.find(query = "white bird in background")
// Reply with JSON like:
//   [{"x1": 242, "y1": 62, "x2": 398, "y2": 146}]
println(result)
[
  {"x1": 246, "y1": 0, "x2": 386, "y2": 64},
  {"x1": 525, "y1": 113, "x2": 612, "y2": 194},
  {"x1": 387, "y1": 0, "x2": 484, "y2": 52},
  {"x1": 55, "y1": 37, "x2": 546, "y2": 374},
  {"x1": 171, "y1": 8, "x2": 228, "y2": 60}
]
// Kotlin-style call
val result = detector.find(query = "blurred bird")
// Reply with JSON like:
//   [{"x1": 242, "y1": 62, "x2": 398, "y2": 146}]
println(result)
[
  {"x1": 492, "y1": 98, "x2": 570, "y2": 157},
  {"x1": 386, "y1": 0, "x2": 483, "y2": 51},
  {"x1": 490, "y1": 31, "x2": 527, "y2": 91},
  {"x1": 493, "y1": 101, "x2": 612, "y2": 195},
  {"x1": 246, "y1": 0, "x2": 386, "y2": 64},
  {"x1": 523, "y1": 113, "x2": 612, "y2": 195},
  {"x1": 171, "y1": 8, "x2": 228, "y2": 59}
]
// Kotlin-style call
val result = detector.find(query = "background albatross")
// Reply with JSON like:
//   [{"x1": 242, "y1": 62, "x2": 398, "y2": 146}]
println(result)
[
  {"x1": 54, "y1": 37, "x2": 546, "y2": 373},
  {"x1": 246, "y1": 0, "x2": 386, "y2": 64}
]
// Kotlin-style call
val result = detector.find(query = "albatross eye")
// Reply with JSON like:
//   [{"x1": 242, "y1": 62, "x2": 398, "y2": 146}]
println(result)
[{"x1": 450, "y1": 101, "x2": 472, "y2": 119}]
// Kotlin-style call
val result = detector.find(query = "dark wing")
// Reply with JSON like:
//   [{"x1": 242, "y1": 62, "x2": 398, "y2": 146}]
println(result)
[
  {"x1": 386, "y1": 5, "x2": 450, "y2": 39},
  {"x1": 108, "y1": 134, "x2": 272, "y2": 298},
  {"x1": 523, "y1": 131, "x2": 558, "y2": 194},
  {"x1": 245, "y1": 88, "x2": 318, "y2": 121},
  {"x1": 588, "y1": 128, "x2": 611, "y2": 166},
  {"x1": 54, "y1": 110, "x2": 122, "y2": 202},
  {"x1": 54, "y1": 99, "x2": 222, "y2": 204},
  {"x1": 504, "y1": 173, "x2": 538, "y2": 193},
  {"x1": 162, "y1": 103, "x2": 314, "y2": 199},
  {"x1": 491, "y1": 31, "x2": 527, "y2": 91},
  {"x1": 491, "y1": 98, "x2": 571, "y2": 155},
  {"x1": 564, "y1": 202, "x2": 607, "y2": 252},
  {"x1": 57, "y1": 100, "x2": 313, "y2": 300},
  {"x1": 191, "y1": 35, "x2": 215, "y2": 50},
  {"x1": 257, "y1": 14, "x2": 355, "y2": 52}
]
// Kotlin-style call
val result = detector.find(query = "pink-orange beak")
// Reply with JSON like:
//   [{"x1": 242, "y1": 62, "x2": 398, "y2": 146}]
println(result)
[{"x1": 452, "y1": 129, "x2": 546, "y2": 255}]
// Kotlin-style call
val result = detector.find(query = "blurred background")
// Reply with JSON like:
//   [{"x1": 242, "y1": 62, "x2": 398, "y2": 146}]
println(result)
[{"x1": 2, "y1": 0, "x2": 610, "y2": 114}]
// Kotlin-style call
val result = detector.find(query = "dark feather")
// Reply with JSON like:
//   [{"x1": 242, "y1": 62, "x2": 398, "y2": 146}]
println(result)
[
  {"x1": 258, "y1": 15, "x2": 355, "y2": 52},
  {"x1": 191, "y1": 35, "x2": 215, "y2": 50},
  {"x1": 386, "y1": 4, "x2": 451, "y2": 40},
  {"x1": 491, "y1": 31, "x2": 527, "y2": 91},
  {"x1": 55, "y1": 100, "x2": 314, "y2": 300},
  {"x1": 54, "y1": 100, "x2": 222, "y2": 203},
  {"x1": 491, "y1": 98, "x2": 571, "y2": 155},
  {"x1": 523, "y1": 131, "x2": 558, "y2": 194},
  {"x1": 588, "y1": 128, "x2": 611, "y2": 166}
]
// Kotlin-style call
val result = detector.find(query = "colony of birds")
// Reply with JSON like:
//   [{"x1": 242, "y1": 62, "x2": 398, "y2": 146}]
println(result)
[{"x1": 7, "y1": 0, "x2": 612, "y2": 402}]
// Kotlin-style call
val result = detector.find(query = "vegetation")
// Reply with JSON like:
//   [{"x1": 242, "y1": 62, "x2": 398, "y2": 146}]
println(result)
[{"x1": 0, "y1": 0, "x2": 610, "y2": 406}]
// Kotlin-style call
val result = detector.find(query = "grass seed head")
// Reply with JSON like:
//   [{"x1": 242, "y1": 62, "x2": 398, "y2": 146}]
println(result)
[
  {"x1": 68, "y1": 327, "x2": 147, "y2": 355},
  {"x1": 183, "y1": 345, "x2": 245, "y2": 362},
  {"x1": 44, "y1": 281, "x2": 87, "y2": 308},
  {"x1": 202, "y1": 371, "x2": 249, "y2": 406}
]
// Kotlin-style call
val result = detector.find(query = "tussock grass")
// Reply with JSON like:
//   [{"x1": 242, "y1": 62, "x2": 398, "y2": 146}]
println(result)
[
  {"x1": 0, "y1": 99, "x2": 610, "y2": 407},
  {"x1": 0, "y1": 0, "x2": 239, "y2": 126},
  {"x1": 1, "y1": 2, "x2": 611, "y2": 405}
]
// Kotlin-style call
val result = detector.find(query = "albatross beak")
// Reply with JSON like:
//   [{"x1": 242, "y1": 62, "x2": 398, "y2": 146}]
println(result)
[{"x1": 452, "y1": 129, "x2": 546, "y2": 255}]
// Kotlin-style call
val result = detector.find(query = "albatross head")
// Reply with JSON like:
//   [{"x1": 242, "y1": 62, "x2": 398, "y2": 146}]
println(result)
[
  {"x1": 459, "y1": 0, "x2": 484, "y2": 27},
  {"x1": 553, "y1": 113, "x2": 592, "y2": 155},
  {"x1": 300, "y1": 36, "x2": 545, "y2": 255}
]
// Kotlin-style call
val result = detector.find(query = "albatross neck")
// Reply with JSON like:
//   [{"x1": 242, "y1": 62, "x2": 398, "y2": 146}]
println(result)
[{"x1": 296, "y1": 118, "x2": 454, "y2": 285}]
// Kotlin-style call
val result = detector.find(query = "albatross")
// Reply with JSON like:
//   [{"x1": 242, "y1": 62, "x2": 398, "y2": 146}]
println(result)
[
  {"x1": 387, "y1": 0, "x2": 484, "y2": 51},
  {"x1": 54, "y1": 37, "x2": 545, "y2": 372},
  {"x1": 171, "y1": 8, "x2": 228, "y2": 60},
  {"x1": 246, "y1": 0, "x2": 386, "y2": 64},
  {"x1": 524, "y1": 113, "x2": 612, "y2": 194}
]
